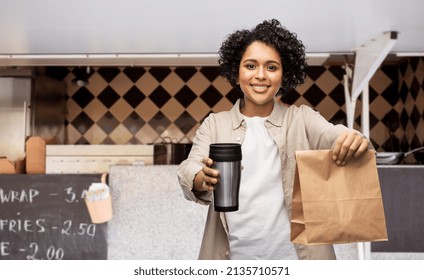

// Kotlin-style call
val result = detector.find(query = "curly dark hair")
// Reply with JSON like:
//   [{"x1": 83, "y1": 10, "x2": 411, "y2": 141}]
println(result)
[{"x1": 218, "y1": 19, "x2": 307, "y2": 95}]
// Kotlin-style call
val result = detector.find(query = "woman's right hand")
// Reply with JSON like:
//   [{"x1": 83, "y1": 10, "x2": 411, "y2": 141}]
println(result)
[{"x1": 193, "y1": 157, "x2": 219, "y2": 192}]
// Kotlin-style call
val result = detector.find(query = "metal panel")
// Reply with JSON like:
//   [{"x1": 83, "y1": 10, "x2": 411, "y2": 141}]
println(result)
[
  {"x1": 0, "y1": 77, "x2": 31, "y2": 160},
  {"x1": 372, "y1": 166, "x2": 424, "y2": 252}
]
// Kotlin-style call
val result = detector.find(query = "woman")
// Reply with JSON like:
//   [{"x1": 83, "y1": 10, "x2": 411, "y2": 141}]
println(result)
[{"x1": 177, "y1": 19, "x2": 370, "y2": 260}]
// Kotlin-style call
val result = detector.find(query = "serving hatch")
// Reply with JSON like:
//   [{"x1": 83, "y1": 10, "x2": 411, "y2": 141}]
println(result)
[{"x1": 45, "y1": 145, "x2": 153, "y2": 174}]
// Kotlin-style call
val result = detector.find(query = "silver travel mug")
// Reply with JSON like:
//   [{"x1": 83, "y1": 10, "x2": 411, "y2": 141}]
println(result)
[{"x1": 209, "y1": 143, "x2": 242, "y2": 212}]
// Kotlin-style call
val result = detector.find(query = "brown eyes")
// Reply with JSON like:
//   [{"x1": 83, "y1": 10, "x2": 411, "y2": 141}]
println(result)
[{"x1": 245, "y1": 64, "x2": 278, "y2": 71}]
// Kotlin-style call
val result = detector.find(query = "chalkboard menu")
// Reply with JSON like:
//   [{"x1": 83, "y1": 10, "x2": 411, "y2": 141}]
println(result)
[{"x1": 0, "y1": 174, "x2": 107, "y2": 260}]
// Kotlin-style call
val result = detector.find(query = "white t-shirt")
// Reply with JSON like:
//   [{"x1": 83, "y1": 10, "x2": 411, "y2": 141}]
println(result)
[{"x1": 225, "y1": 116, "x2": 298, "y2": 260}]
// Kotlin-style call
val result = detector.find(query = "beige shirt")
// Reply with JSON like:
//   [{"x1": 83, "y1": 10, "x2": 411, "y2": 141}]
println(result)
[{"x1": 177, "y1": 99, "x2": 355, "y2": 260}]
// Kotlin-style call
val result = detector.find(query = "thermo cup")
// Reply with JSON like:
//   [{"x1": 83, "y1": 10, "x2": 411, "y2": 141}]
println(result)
[{"x1": 209, "y1": 143, "x2": 242, "y2": 212}]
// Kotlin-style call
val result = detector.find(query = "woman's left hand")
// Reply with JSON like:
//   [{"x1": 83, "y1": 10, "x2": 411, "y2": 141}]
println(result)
[{"x1": 332, "y1": 130, "x2": 369, "y2": 166}]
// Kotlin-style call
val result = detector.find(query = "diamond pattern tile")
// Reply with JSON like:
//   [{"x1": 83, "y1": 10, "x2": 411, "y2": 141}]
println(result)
[
  {"x1": 109, "y1": 124, "x2": 133, "y2": 144},
  {"x1": 381, "y1": 65, "x2": 398, "y2": 82},
  {"x1": 175, "y1": 85, "x2": 197, "y2": 108},
  {"x1": 149, "y1": 67, "x2": 172, "y2": 83},
  {"x1": 98, "y1": 86, "x2": 120, "y2": 108},
  {"x1": 135, "y1": 72, "x2": 160, "y2": 95},
  {"x1": 355, "y1": 112, "x2": 380, "y2": 130},
  {"x1": 72, "y1": 67, "x2": 94, "y2": 82},
  {"x1": 416, "y1": 59, "x2": 424, "y2": 82},
  {"x1": 123, "y1": 86, "x2": 146, "y2": 108},
  {"x1": 84, "y1": 99, "x2": 108, "y2": 122},
  {"x1": 295, "y1": 76, "x2": 314, "y2": 94},
  {"x1": 370, "y1": 121, "x2": 389, "y2": 148},
  {"x1": 149, "y1": 86, "x2": 171, "y2": 108},
  {"x1": 370, "y1": 96, "x2": 392, "y2": 120},
  {"x1": 281, "y1": 89, "x2": 301, "y2": 105},
  {"x1": 66, "y1": 122, "x2": 82, "y2": 144},
  {"x1": 97, "y1": 111, "x2": 119, "y2": 134},
  {"x1": 161, "y1": 98, "x2": 185, "y2": 121},
  {"x1": 410, "y1": 76, "x2": 420, "y2": 100},
  {"x1": 75, "y1": 137, "x2": 89, "y2": 145},
  {"x1": 85, "y1": 72, "x2": 108, "y2": 96},
  {"x1": 148, "y1": 111, "x2": 171, "y2": 135},
  {"x1": 109, "y1": 98, "x2": 133, "y2": 122},
  {"x1": 411, "y1": 106, "x2": 421, "y2": 129},
  {"x1": 368, "y1": 87, "x2": 380, "y2": 104},
  {"x1": 109, "y1": 72, "x2": 133, "y2": 95},
  {"x1": 84, "y1": 124, "x2": 107, "y2": 144},
  {"x1": 160, "y1": 124, "x2": 186, "y2": 143},
  {"x1": 101, "y1": 136, "x2": 115, "y2": 145},
  {"x1": 72, "y1": 87, "x2": 95, "y2": 108},
  {"x1": 174, "y1": 67, "x2": 198, "y2": 82},
  {"x1": 328, "y1": 66, "x2": 345, "y2": 80},
  {"x1": 307, "y1": 67, "x2": 326, "y2": 81},
  {"x1": 302, "y1": 84, "x2": 326, "y2": 107},
  {"x1": 161, "y1": 72, "x2": 185, "y2": 95},
  {"x1": 411, "y1": 134, "x2": 421, "y2": 148},
  {"x1": 55, "y1": 60, "x2": 423, "y2": 151},
  {"x1": 225, "y1": 88, "x2": 241, "y2": 104},
  {"x1": 97, "y1": 67, "x2": 121, "y2": 83},
  {"x1": 200, "y1": 85, "x2": 223, "y2": 108},
  {"x1": 370, "y1": 67, "x2": 393, "y2": 94},
  {"x1": 127, "y1": 136, "x2": 141, "y2": 145},
  {"x1": 400, "y1": 135, "x2": 409, "y2": 151},
  {"x1": 381, "y1": 87, "x2": 400, "y2": 106},
  {"x1": 329, "y1": 109, "x2": 347, "y2": 125},
  {"x1": 400, "y1": 109, "x2": 409, "y2": 130},
  {"x1": 213, "y1": 98, "x2": 233, "y2": 113},
  {"x1": 123, "y1": 67, "x2": 146, "y2": 83},
  {"x1": 212, "y1": 76, "x2": 233, "y2": 96},
  {"x1": 404, "y1": 64, "x2": 415, "y2": 86},
  {"x1": 123, "y1": 112, "x2": 145, "y2": 134},
  {"x1": 381, "y1": 135, "x2": 400, "y2": 151},
  {"x1": 134, "y1": 124, "x2": 158, "y2": 144},
  {"x1": 399, "y1": 61, "x2": 408, "y2": 76},
  {"x1": 315, "y1": 97, "x2": 339, "y2": 122},
  {"x1": 71, "y1": 111, "x2": 94, "y2": 134},
  {"x1": 200, "y1": 67, "x2": 220, "y2": 82},
  {"x1": 382, "y1": 109, "x2": 400, "y2": 132},
  {"x1": 410, "y1": 57, "x2": 420, "y2": 72},
  {"x1": 416, "y1": 120, "x2": 424, "y2": 144},
  {"x1": 315, "y1": 70, "x2": 340, "y2": 93},
  {"x1": 399, "y1": 81, "x2": 409, "y2": 103},
  {"x1": 186, "y1": 72, "x2": 210, "y2": 93},
  {"x1": 136, "y1": 99, "x2": 159, "y2": 120},
  {"x1": 328, "y1": 84, "x2": 345, "y2": 107},
  {"x1": 174, "y1": 111, "x2": 197, "y2": 134},
  {"x1": 186, "y1": 98, "x2": 211, "y2": 122}
]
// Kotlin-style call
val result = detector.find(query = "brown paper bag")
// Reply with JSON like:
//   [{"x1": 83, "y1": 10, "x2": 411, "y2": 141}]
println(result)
[{"x1": 290, "y1": 150, "x2": 388, "y2": 245}]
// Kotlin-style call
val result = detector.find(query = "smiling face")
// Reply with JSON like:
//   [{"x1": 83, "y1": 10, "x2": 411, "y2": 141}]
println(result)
[{"x1": 238, "y1": 41, "x2": 283, "y2": 117}]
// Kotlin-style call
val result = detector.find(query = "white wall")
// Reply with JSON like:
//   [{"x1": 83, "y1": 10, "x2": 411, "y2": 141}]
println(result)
[{"x1": 0, "y1": 0, "x2": 423, "y2": 58}]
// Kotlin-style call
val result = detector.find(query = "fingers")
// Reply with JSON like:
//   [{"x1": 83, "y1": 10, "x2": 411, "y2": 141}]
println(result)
[
  {"x1": 332, "y1": 131, "x2": 348, "y2": 164},
  {"x1": 199, "y1": 157, "x2": 219, "y2": 191},
  {"x1": 332, "y1": 130, "x2": 369, "y2": 166}
]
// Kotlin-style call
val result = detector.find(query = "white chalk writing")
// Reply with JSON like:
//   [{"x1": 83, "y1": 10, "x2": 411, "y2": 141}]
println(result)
[{"x1": 0, "y1": 188, "x2": 39, "y2": 203}]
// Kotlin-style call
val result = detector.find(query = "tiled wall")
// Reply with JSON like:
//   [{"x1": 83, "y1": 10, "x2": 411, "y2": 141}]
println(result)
[
  {"x1": 44, "y1": 58, "x2": 423, "y2": 152},
  {"x1": 398, "y1": 58, "x2": 424, "y2": 150}
]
